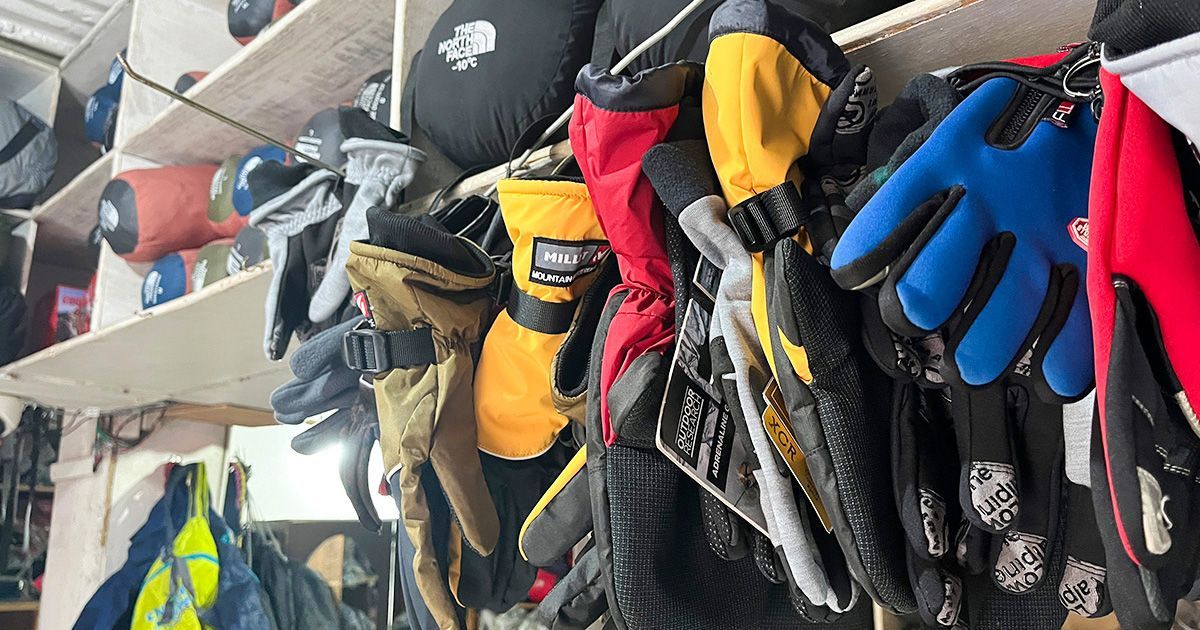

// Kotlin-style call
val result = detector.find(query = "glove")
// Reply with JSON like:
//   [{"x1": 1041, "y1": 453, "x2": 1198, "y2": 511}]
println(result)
[
  {"x1": 1087, "y1": 67, "x2": 1200, "y2": 616},
  {"x1": 246, "y1": 161, "x2": 343, "y2": 360},
  {"x1": 0, "y1": 287, "x2": 26, "y2": 365},
  {"x1": 344, "y1": 206, "x2": 499, "y2": 629},
  {"x1": 643, "y1": 138, "x2": 841, "y2": 619},
  {"x1": 100, "y1": 165, "x2": 242, "y2": 263},
  {"x1": 1092, "y1": 0, "x2": 1200, "y2": 145},
  {"x1": 830, "y1": 47, "x2": 1100, "y2": 401},
  {"x1": 308, "y1": 107, "x2": 424, "y2": 323},
  {"x1": 1057, "y1": 394, "x2": 1111, "y2": 619},
  {"x1": 701, "y1": 0, "x2": 861, "y2": 614},
  {"x1": 269, "y1": 316, "x2": 363, "y2": 424},
  {"x1": 476, "y1": 177, "x2": 609, "y2": 459},
  {"x1": 290, "y1": 377, "x2": 383, "y2": 533}
]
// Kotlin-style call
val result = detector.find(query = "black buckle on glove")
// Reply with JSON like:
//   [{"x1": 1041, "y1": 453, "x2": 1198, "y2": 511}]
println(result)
[
  {"x1": 729, "y1": 181, "x2": 804, "y2": 253},
  {"x1": 343, "y1": 324, "x2": 438, "y2": 374}
]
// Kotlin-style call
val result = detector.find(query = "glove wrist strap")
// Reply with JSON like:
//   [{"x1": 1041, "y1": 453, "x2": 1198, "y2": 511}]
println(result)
[
  {"x1": 343, "y1": 324, "x2": 438, "y2": 374},
  {"x1": 729, "y1": 181, "x2": 804, "y2": 252},
  {"x1": 507, "y1": 288, "x2": 578, "y2": 335}
]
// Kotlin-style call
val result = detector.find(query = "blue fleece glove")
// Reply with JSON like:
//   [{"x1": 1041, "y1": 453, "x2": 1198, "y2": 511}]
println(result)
[{"x1": 830, "y1": 74, "x2": 1098, "y2": 400}]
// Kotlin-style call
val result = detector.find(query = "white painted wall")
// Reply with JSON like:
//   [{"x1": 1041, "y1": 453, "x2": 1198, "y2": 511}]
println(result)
[{"x1": 227, "y1": 423, "x2": 399, "y2": 523}]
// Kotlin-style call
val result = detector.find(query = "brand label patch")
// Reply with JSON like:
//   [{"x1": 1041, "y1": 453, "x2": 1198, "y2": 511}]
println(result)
[
  {"x1": 438, "y1": 20, "x2": 497, "y2": 72},
  {"x1": 353, "y1": 291, "x2": 376, "y2": 328},
  {"x1": 192, "y1": 258, "x2": 209, "y2": 292},
  {"x1": 1049, "y1": 101, "x2": 1077, "y2": 128},
  {"x1": 529, "y1": 238, "x2": 609, "y2": 287},
  {"x1": 99, "y1": 199, "x2": 119, "y2": 232},
  {"x1": 1068, "y1": 217, "x2": 1089, "y2": 251}
]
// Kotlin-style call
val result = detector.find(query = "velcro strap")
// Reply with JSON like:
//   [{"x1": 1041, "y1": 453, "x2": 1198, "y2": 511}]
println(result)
[
  {"x1": 343, "y1": 326, "x2": 437, "y2": 374},
  {"x1": 728, "y1": 181, "x2": 804, "y2": 253},
  {"x1": 0, "y1": 120, "x2": 39, "y2": 165},
  {"x1": 507, "y1": 288, "x2": 577, "y2": 335}
]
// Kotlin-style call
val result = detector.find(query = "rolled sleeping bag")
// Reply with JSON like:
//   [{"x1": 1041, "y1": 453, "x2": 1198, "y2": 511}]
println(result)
[
  {"x1": 0, "y1": 98, "x2": 57, "y2": 209},
  {"x1": 174, "y1": 71, "x2": 208, "y2": 93},
  {"x1": 107, "y1": 51, "x2": 126, "y2": 91},
  {"x1": 228, "y1": 0, "x2": 300, "y2": 45},
  {"x1": 405, "y1": 0, "x2": 602, "y2": 168},
  {"x1": 293, "y1": 108, "x2": 347, "y2": 169},
  {"x1": 99, "y1": 165, "x2": 242, "y2": 263},
  {"x1": 226, "y1": 225, "x2": 269, "y2": 274},
  {"x1": 84, "y1": 83, "x2": 120, "y2": 151},
  {"x1": 141, "y1": 239, "x2": 235, "y2": 308},
  {"x1": 354, "y1": 70, "x2": 392, "y2": 129},
  {"x1": 208, "y1": 155, "x2": 251, "y2": 234},
  {"x1": 232, "y1": 144, "x2": 288, "y2": 216}
]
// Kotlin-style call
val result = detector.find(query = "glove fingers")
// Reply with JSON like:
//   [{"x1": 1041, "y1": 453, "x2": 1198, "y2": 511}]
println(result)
[
  {"x1": 947, "y1": 243, "x2": 1048, "y2": 388},
  {"x1": 991, "y1": 384, "x2": 1063, "y2": 594},
  {"x1": 341, "y1": 429, "x2": 382, "y2": 532},
  {"x1": 271, "y1": 367, "x2": 361, "y2": 423},
  {"x1": 1038, "y1": 274, "x2": 1094, "y2": 400},
  {"x1": 308, "y1": 183, "x2": 372, "y2": 323},
  {"x1": 1058, "y1": 482, "x2": 1111, "y2": 618},
  {"x1": 699, "y1": 491, "x2": 751, "y2": 562},
  {"x1": 953, "y1": 384, "x2": 1019, "y2": 533},
  {"x1": 884, "y1": 189, "x2": 991, "y2": 338},
  {"x1": 289, "y1": 408, "x2": 351, "y2": 454}
]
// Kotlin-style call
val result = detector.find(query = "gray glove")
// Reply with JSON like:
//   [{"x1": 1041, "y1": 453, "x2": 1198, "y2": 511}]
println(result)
[{"x1": 307, "y1": 108, "x2": 424, "y2": 323}]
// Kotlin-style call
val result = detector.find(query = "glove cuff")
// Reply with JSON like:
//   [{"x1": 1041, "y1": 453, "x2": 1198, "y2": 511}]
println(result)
[{"x1": 364, "y1": 207, "x2": 492, "y2": 279}]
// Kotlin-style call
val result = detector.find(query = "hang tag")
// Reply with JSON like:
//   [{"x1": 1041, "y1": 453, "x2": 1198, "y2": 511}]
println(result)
[
  {"x1": 656, "y1": 257, "x2": 768, "y2": 536},
  {"x1": 761, "y1": 379, "x2": 833, "y2": 533}
]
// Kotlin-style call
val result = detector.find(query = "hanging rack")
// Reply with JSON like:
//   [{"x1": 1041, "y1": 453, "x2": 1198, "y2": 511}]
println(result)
[{"x1": 116, "y1": 54, "x2": 347, "y2": 177}]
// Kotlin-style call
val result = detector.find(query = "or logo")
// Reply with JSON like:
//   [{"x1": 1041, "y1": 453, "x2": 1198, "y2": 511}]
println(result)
[
  {"x1": 143, "y1": 270, "x2": 162, "y2": 306},
  {"x1": 994, "y1": 531, "x2": 1048, "y2": 593},
  {"x1": 226, "y1": 249, "x2": 244, "y2": 276},
  {"x1": 192, "y1": 259, "x2": 209, "y2": 292},
  {"x1": 1138, "y1": 466, "x2": 1173, "y2": 555},
  {"x1": 99, "y1": 198, "x2": 119, "y2": 232},
  {"x1": 438, "y1": 20, "x2": 497, "y2": 72},
  {"x1": 210, "y1": 165, "x2": 227, "y2": 201},
  {"x1": 236, "y1": 156, "x2": 263, "y2": 191},
  {"x1": 935, "y1": 572, "x2": 963, "y2": 627},
  {"x1": 353, "y1": 291, "x2": 376, "y2": 328},
  {"x1": 1050, "y1": 101, "x2": 1077, "y2": 129},
  {"x1": 1060, "y1": 556, "x2": 1107, "y2": 616},
  {"x1": 1069, "y1": 217, "x2": 1089, "y2": 251},
  {"x1": 837, "y1": 68, "x2": 878, "y2": 135},
  {"x1": 919, "y1": 488, "x2": 948, "y2": 557},
  {"x1": 529, "y1": 238, "x2": 609, "y2": 287},
  {"x1": 968, "y1": 461, "x2": 1019, "y2": 530},
  {"x1": 676, "y1": 388, "x2": 702, "y2": 457}
]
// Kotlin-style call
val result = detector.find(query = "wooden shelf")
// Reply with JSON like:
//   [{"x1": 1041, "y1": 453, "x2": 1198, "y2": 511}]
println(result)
[
  {"x1": 121, "y1": 0, "x2": 395, "y2": 165},
  {"x1": 834, "y1": 0, "x2": 1094, "y2": 101},
  {"x1": 30, "y1": 152, "x2": 112, "y2": 268},
  {"x1": 0, "y1": 600, "x2": 39, "y2": 613},
  {"x1": 0, "y1": 264, "x2": 287, "y2": 422}
]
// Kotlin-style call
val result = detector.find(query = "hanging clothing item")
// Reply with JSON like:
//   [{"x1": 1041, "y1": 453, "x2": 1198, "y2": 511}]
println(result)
[
  {"x1": 1087, "y1": 67, "x2": 1200, "y2": 630},
  {"x1": 475, "y1": 177, "x2": 609, "y2": 460},
  {"x1": 0, "y1": 97, "x2": 56, "y2": 209},
  {"x1": 701, "y1": 0, "x2": 866, "y2": 615},
  {"x1": 404, "y1": 0, "x2": 602, "y2": 168},
  {"x1": 343, "y1": 207, "x2": 499, "y2": 629}
]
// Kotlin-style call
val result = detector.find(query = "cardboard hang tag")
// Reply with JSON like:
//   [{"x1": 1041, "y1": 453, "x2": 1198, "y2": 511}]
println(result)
[
  {"x1": 761, "y1": 379, "x2": 833, "y2": 533},
  {"x1": 655, "y1": 257, "x2": 768, "y2": 536}
]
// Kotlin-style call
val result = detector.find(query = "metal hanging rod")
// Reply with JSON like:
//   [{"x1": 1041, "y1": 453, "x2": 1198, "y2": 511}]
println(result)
[{"x1": 116, "y1": 54, "x2": 346, "y2": 177}]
